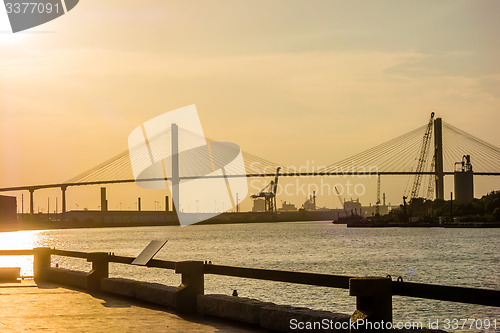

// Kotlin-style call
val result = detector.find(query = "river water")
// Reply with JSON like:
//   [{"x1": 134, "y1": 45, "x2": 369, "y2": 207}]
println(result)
[{"x1": 1, "y1": 222, "x2": 498, "y2": 332}]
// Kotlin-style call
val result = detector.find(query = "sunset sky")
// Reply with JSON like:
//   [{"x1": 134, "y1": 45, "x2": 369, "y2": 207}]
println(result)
[{"x1": 1, "y1": 1, "x2": 499, "y2": 211}]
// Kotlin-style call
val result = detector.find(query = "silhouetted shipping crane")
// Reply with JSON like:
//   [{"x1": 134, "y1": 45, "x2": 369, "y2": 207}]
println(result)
[
  {"x1": 251, "y1": 167, "x2": 281, "y2": 212},
  {"x1": 410, "y1": 112, "x2": 435, "y2": 199}
]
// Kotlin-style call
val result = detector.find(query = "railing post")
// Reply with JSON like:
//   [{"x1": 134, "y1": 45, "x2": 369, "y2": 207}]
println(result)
[
  {"x1": 87, "y1": 252, "x2": 109, "y2": 292},
  {"x1": 349, "y1": 277, "x2": 392, "y2": 332},
  {"x1": 175, "y1": 261, "x2": 204, "y2": 314},
  {"x1": 33, "y1": 247, "x2": 51, "y2": 283}
]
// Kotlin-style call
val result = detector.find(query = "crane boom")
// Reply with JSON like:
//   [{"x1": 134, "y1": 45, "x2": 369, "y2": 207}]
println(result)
[
  {"x1": 272, "y1": 167, "x2": 281, "y2": 195},
  {"x1": 426, "y1": 156, "x2": 435, "y2": 199},
  {"x1": 334, "y1": 186, "x2": 343, "y2": 208},
  {"x1": 376, "y1": 175, "x2": 381, "y2": 215},
  {"x1": 410, "y1": 112, "x2": 435, "y2": 199}
]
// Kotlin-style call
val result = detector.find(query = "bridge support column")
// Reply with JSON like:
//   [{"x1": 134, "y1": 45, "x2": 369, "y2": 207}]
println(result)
[
  {"x1": 61, "y1": 186, "x2": 67, "y2": 215},
  {"x1": 434, "y1": 118, "x2": 444, "y2": 200},
  {"x1": 29, "y1": 189, "x2": 34, "y2": 215}
]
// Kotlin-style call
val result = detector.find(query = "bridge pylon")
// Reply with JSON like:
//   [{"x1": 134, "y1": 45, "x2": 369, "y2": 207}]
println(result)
[
  {"x1": 171, "y1": 123, "x2": 179, "y2": 214},
  {"x1": 434, "y1": 118, "x2": 444, "y2": 200}
]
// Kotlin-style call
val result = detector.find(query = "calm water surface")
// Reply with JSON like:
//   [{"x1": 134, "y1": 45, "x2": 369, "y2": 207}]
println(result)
[{"x1": 1, "y1": 222, "x2": 498, "y2": 332}]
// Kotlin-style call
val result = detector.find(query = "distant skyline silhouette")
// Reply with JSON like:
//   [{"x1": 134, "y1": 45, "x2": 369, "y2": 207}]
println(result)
[{"x1": 1, "y1": 0, "x2": 499, "y2": 210}]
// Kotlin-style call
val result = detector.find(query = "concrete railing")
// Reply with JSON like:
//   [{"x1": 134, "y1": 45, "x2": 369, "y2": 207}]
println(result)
[{"x1": 1, "y1": 248, "x2": 499, "y2": 333}]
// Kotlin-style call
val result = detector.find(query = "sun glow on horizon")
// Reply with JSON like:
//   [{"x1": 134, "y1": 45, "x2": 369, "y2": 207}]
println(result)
[
  {"x1": 0, "y1": 229, "x2": 42, "y2": 250},
  {"x1": 0, "y1": 9, "x2": 28, "y2": 45},
  {"x1": 0, "y1": 230, "x2": 43, "y2": 276}
]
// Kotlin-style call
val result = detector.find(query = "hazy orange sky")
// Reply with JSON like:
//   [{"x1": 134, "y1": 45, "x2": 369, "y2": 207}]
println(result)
[{"x1": 1, "y1": 1, "x2": 499, "y2": 211}]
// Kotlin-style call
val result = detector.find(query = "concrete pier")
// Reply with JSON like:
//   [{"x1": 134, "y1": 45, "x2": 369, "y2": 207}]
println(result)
[
  {"x1": 0, "y1": 280, "x2": 268, "y2": 332},
  {"x1": 2, "y1": 248, "x2": 488, "y2": 332}
]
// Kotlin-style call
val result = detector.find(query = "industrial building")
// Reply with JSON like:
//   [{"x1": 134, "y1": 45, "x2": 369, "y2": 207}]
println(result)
[
  {"x1": 454, "y1": 155, "x2": 474, "y2": 204},
  {"x1": 0, "y1": 195, "x2": 17, "y2": 231}
]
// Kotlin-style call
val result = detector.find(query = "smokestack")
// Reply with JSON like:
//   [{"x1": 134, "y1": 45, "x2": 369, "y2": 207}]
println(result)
[{"x1": 100, "y1": 188, "x2": 108, "y2": 212}]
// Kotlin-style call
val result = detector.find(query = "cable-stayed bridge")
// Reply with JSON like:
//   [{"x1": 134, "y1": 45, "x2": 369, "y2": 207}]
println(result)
[{"x1": 1, "y1": 115, "x2": 500, "y2": 214}]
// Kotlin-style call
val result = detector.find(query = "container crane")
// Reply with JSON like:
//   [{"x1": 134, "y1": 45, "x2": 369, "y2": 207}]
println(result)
[
  {"x1": 251, "y1": 167, "x2": 281, "y2": 212},
  {"x1": 334, "y1": 186, "x2": 348, "y2": 217},
  {"x1": 410, "y1": 112, "x2": 435, "y2": 199}
]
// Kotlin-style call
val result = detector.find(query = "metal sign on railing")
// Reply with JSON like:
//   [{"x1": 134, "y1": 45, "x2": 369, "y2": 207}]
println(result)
[{"x1": 131, "y1": 240, "x2": 168, "y2": 266}]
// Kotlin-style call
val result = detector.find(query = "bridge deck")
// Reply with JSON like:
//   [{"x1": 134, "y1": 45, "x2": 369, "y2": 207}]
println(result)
[{"x1": 0, "y1": 280, "x2": 267, "y2": 332}]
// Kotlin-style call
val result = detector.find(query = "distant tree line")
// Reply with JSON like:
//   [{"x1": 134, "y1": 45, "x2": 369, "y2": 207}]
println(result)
[{"x1": 387, "y1": 191, "x2": 500, "y2": 223}]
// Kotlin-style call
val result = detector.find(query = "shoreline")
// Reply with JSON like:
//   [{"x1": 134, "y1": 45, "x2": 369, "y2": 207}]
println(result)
[
  {"x1": 2, "y1": 209, "x2": 499, "y2": 232},
  {"x1": 339, "y1": 221, "x2": 500, "y2": 228},
  {"x1": 1, "y1": 210, "x2": 337, "y2": 232}
]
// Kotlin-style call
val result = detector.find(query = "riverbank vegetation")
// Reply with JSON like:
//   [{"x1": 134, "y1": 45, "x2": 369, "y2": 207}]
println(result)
[{"x1": 385, "y1": 191, "x2": 500, "y2": 223}]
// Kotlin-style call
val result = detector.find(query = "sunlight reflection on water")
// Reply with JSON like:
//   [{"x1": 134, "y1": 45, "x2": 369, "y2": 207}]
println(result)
[
  {"x1": 0, "y1": 223, "x2": 498, "y2": 331},
  {"x1": 0, "y1": 230, "x2": 41, "y2": 276}
]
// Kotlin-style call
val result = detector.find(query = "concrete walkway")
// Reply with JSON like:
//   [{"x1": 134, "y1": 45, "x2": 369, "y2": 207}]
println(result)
[{"x1": 0, "y1": 281, "x2": 268, "y2": 332}]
